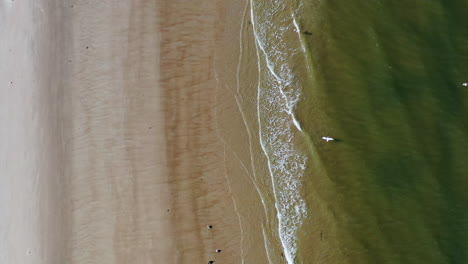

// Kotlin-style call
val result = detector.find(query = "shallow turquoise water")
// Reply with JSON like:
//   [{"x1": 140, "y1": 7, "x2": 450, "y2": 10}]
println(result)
[{"x1": 292, "y1": 0, "x2": 468, "y2": 263}]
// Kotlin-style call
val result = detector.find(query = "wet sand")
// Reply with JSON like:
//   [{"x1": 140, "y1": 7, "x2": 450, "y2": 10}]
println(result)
[
  {"x1": 1, "y1": 0, "x2": 246, "y2": 263},
  {"x1": 214, "y1": 0, "x2": 290, "y2": 262}
]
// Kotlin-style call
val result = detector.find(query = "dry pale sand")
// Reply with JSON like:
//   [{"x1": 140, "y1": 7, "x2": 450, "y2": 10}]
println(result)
[
  {"x1": 0, "y1": 0, "x2": 253, "y2": 263},
  {"x1": 1, "y1": 1, "x2": 68, "y2": 263}
]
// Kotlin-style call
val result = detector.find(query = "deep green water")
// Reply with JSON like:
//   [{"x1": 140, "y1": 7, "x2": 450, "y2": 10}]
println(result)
[{"x1": 295, "y1": 1, "x2": 468, "y2": 263}]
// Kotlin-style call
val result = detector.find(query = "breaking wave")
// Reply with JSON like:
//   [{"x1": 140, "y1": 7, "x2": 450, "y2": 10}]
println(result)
[{"x1": 251, "y1": 1, "x2": 309, "y2": 263}]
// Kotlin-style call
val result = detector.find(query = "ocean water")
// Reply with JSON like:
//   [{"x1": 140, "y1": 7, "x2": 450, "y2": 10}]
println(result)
[{"x1": 251, "y1": 0, "x2": 468, "y2": 263}]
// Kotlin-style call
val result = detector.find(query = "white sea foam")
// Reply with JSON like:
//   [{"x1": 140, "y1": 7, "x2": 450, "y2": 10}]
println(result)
[{"x1": 251, "y1": 1, "x2": 308, "y2": 263}]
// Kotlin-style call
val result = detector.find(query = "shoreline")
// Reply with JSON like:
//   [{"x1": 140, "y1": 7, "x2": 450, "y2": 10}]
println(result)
[{"x1": 214, "y1": 0, "x2": 292, "y2": 262}]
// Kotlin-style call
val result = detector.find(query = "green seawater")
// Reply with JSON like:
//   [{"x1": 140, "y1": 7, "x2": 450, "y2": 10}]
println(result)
[{"x1": 294, "y1": 1, "x2": 468, "y2": 263}]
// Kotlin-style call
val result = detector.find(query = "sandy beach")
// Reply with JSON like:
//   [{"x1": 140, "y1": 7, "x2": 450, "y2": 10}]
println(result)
[
  {"x1": 8, "y1": 0, "x2": 468, "y2": 263},
  {"x1": 0, "y1": 0, "x2": 251, "y2": 263}
]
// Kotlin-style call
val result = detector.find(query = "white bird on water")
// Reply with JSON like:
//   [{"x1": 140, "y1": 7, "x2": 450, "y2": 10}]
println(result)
[
  {"x1": 463, "y1": 83, "x2": 468, "y2": 87},
  {"x1": 322, "y1": 136, "x2": 334, "y2": 142}
]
